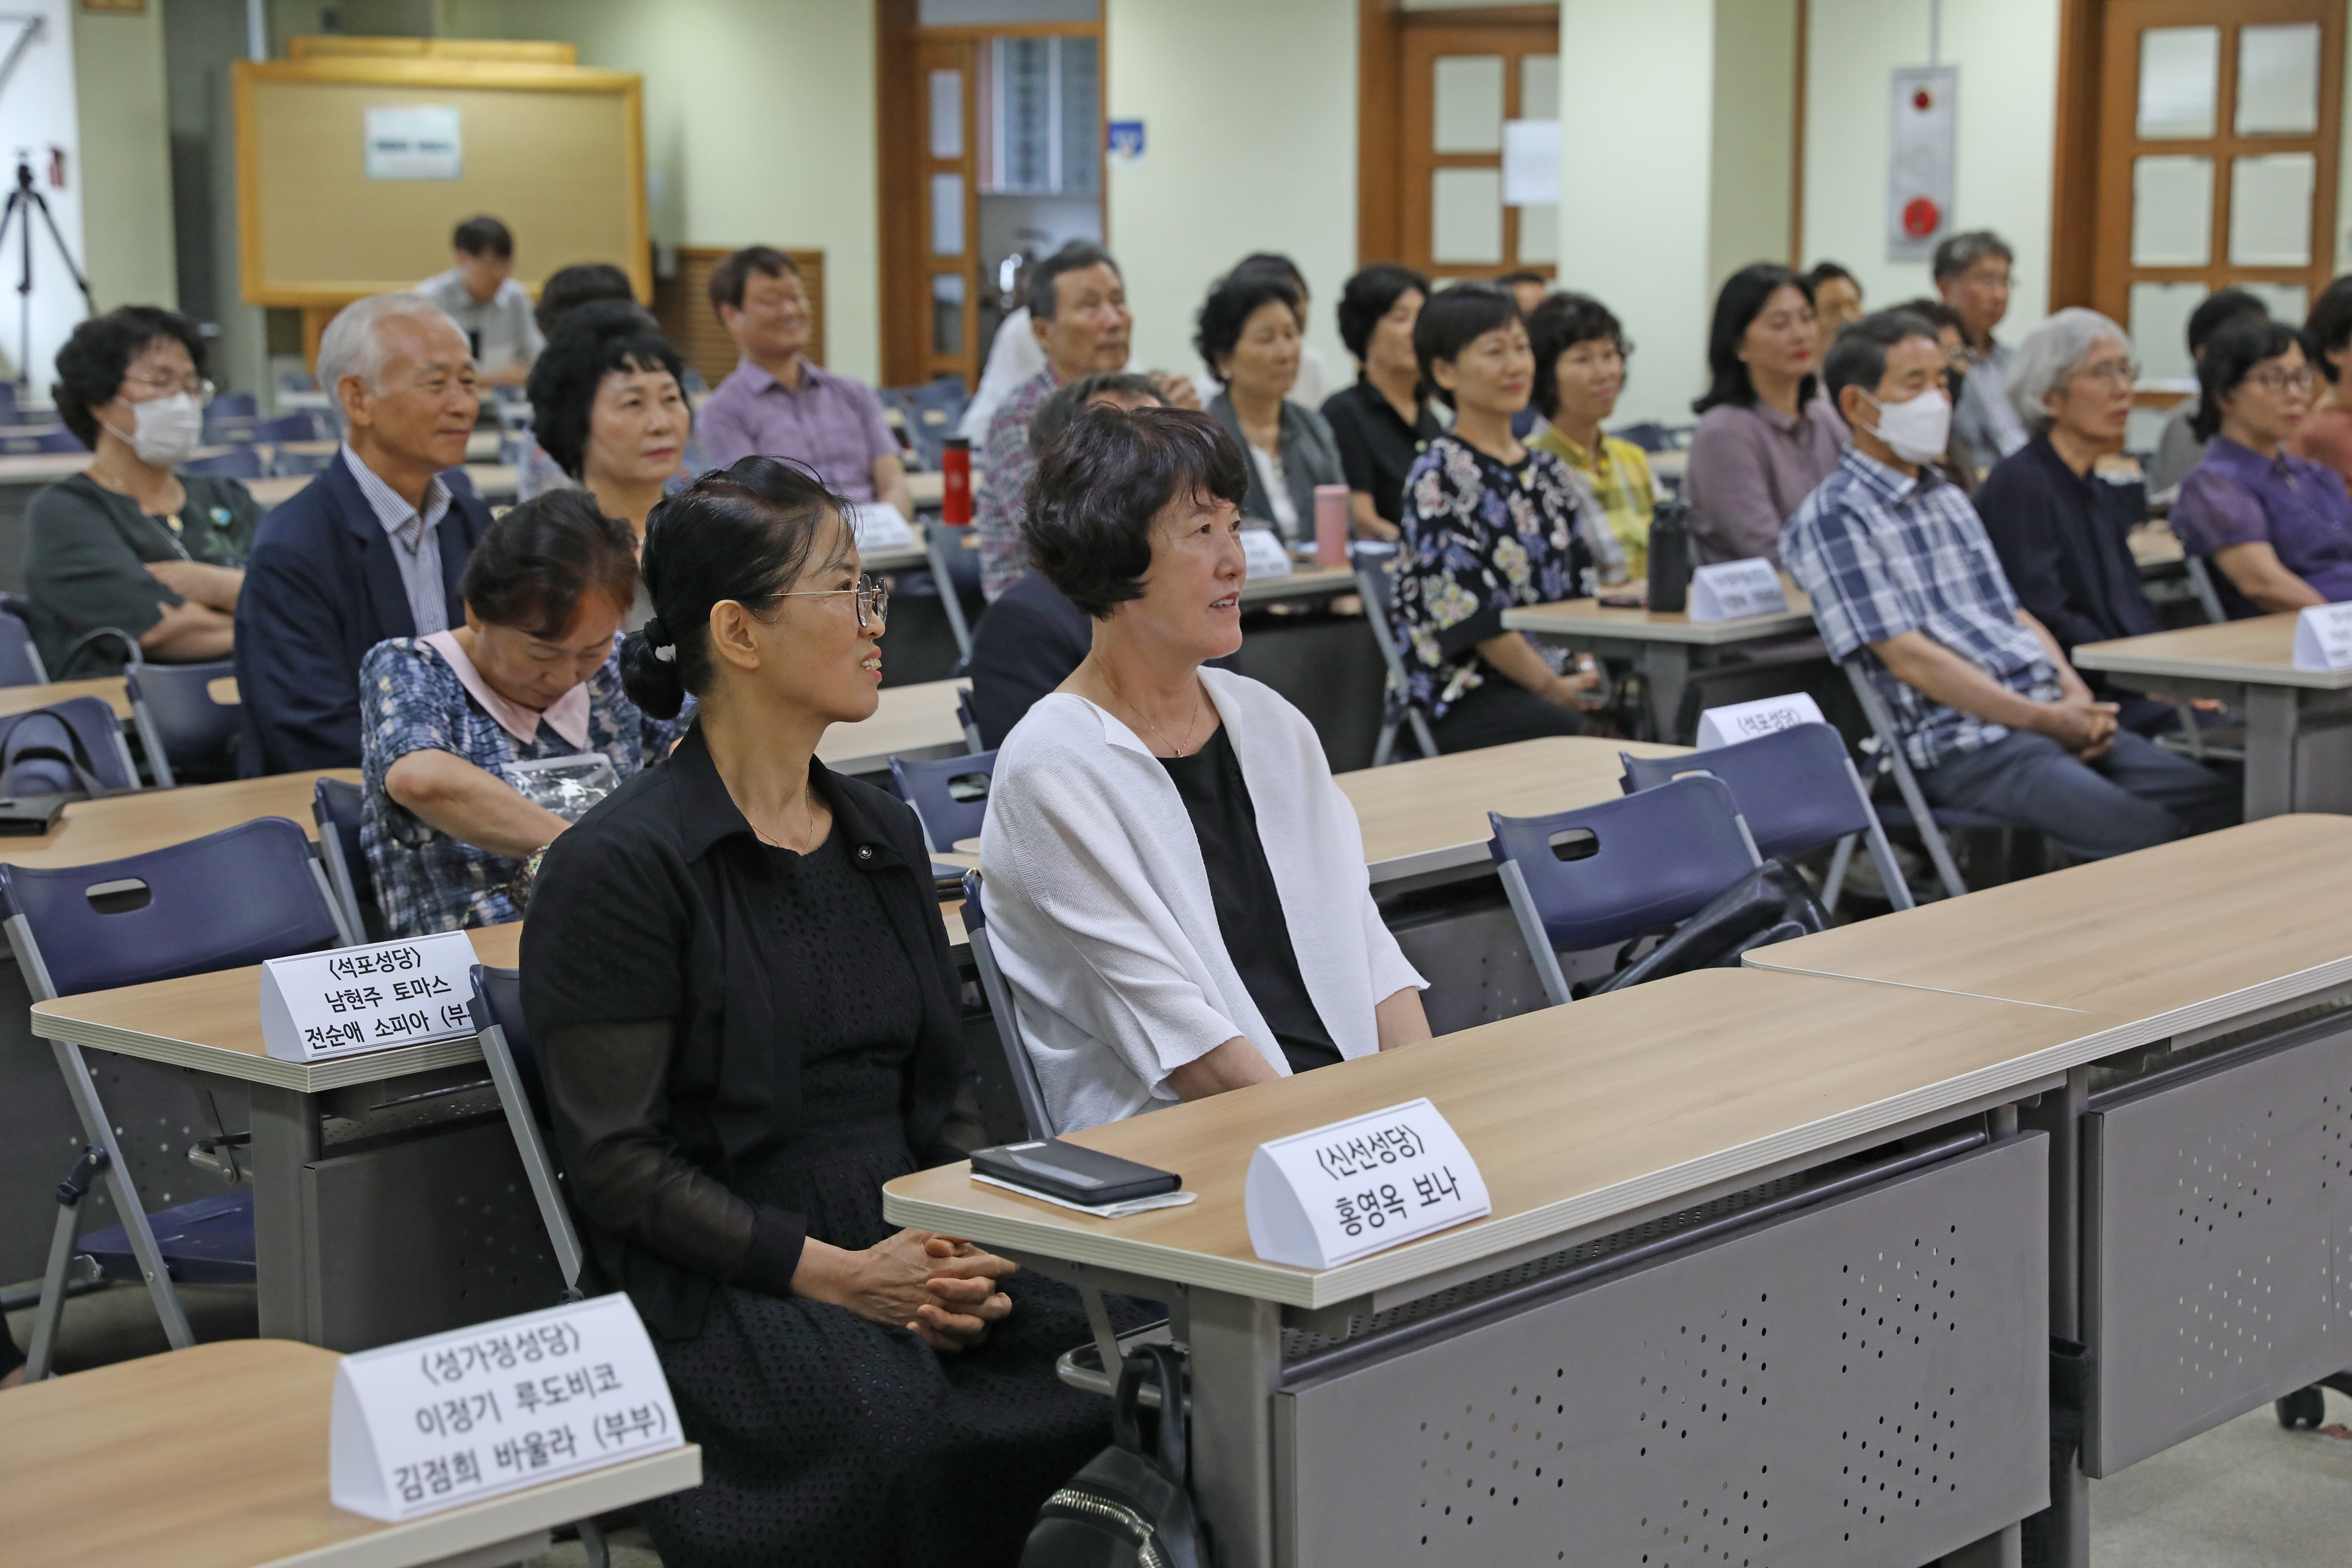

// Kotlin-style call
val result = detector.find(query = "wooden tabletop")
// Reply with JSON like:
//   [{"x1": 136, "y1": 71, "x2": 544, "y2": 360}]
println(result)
[
  {"x1": 1338, "y1": 735, "x2": 1689, "y2": 882},
  {"x1": 906, "y1": 469, "x2": 944, "y2": 509},
  {"x1": 0, "y1": 1339, "x2": 701, "y2": 1568},
  {"x1": 2128, "y1": 524, "x2": 2183, "y2": 568},
  {"x1": 817, "y1": 678, "x2": 968, "y2": 775},
  {"x1": 0, "y1": 769, "x2": 356, "y2": 869},
  {"x1": 1745, "y1": 814, "x2": 2352, "y2": 1041},
  {"x1": 885, "y1": 967, "x2": 2124, "y2": 1307},
  {"x1": 1503, "y1": 581, "x2": 1815, "y2": 645},
  {"x1": 1239, "y1": 564, "x2": 1358, "y2": 606},
  {"x1": 2074, "y1": 612, "x2": 2352, "y2": 691},
  {"x1": 0, "y1": 677, "x2": 132, "y2": 721}
]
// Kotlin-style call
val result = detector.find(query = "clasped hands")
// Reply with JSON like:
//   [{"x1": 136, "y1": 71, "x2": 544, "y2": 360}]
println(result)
[{"x1": 791, "y1": 1229, "x2": 1017, "y2": 1353}]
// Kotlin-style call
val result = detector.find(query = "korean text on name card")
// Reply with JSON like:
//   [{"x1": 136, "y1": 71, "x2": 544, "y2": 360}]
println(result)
[
  {"x1": 1245, "y1": 1098, "x2": 1490, "y2": 1269},
  {"x1": 258, "y1": 931, "x2": 481, "y2": 1064},
  {"x1": 2292, "y1": 603, "x2": 2352, "y2": 671},
  {"x1": 1696, "y1": 692, "x2": 1826, "y2": 750},
  {"x1": 1687, "y1": 559, "x2": 1789, "y2": 622}
]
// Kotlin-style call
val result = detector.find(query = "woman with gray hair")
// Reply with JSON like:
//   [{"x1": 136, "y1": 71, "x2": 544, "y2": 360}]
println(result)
[{"x1": 1973, "y1": 308, "x2": 2177, "y2": 735}]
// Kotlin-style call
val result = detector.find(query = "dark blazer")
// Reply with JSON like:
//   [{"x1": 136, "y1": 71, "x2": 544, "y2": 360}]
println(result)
[
  {"x1": 1208, "y1": 390, "x2": 1345, "y2": 534},
  {"x1": 233, "y1": 457, "x2": 492, "y2": 775}
]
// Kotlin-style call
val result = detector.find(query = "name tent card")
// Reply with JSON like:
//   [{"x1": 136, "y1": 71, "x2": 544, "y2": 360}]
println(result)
[
  {"x1": 2292, "y1": 603, "x2": 2352, "y2": 671},
  {"x1": 1245, "y1": 1098, "x2": 1490, "y2": 1269},
  {"x1": 259, "y1": 931, "x2": 479, "y2": 1064},
  {"x1": 1240, "y1": 527, "x2": 1293, "y2": 580},
  {"x1": 1696, "y1": 691, "x2": 1827, "y2": 751},
  {"x1": 848, "y1": 502, "x2": 918, "y2": 553},
  {"x1": 331, "y1": 1294, "x2": 682, "y2": 1521},
  {"x1": 1687, "y1": 559, "x2": 1789, "y2": 622}
]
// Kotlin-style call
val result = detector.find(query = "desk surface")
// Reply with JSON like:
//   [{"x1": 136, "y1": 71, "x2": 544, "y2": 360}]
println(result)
[
  {"x1": 0, "y1": 769, "x2": 356, "y2": 869},
  {"x1": 0, "y1": 676, "x2": 132, "y2": 721},
  {"x1": 1338, "y1": 735, "x2": 1688, "y2": 882},
  {"x1": 1239, "y1": 564, "x2": 1357, "y2": 606},
  {"x1": 1503, "y1": 582, "x2": 1815, "y2": 645},
  {"x1": 2129, "y1": 524, "x2": 2183, "y2": 569},
  {"x1": 885, "y1": 967, "x2": 2123, "y2": 1308},
  {"x1": 2074, "y1": 612, "x2": 2352, "y2": 691},
  {"x1": 1745, "y1": 814, "x2": 2352, "y2": 1041},
  {"x1": 0, "y1": 1339, "x2": 701, "y2": 1568},
  {"x1": 817, "y1": 678, "x2": 968, "y2": 775}
]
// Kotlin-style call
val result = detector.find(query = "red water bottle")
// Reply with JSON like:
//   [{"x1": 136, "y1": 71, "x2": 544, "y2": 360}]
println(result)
[{"x1": 942, "y1": 435, "x2": 972, "y2": 526}]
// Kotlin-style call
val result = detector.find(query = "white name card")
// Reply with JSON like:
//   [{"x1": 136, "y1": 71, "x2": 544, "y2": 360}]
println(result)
[
  {"x1": 1245, "y1": 1098, "x2": 1490, "y2": 1269},
  {"x1": 2292, "y1": 603, "x2": 2352, "y2": 670},
  {"x1": 1687, "y1": 559, "x2": 1790, "y2": 622},
  {"x1": 331, "y1": 1294, "x2": 681, "y2": 1522},
  {"x1": 1240, "y1": 527, "x2": 1293, "y2": 580},
  {"x1": 259, "y1": 932, "x2": 480, "y2": 1064},
  {"x1": 848, "y1": 502, "x2": 918, "y2": 553},
  {"x1": 1696, "y1": 691, "x2": 1826, "y2": 751}
]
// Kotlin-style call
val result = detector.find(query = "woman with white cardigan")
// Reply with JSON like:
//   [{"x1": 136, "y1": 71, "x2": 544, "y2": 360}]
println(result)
[{"x1": 980, "y1": 405, "x2": 1431, "y2": 1133}]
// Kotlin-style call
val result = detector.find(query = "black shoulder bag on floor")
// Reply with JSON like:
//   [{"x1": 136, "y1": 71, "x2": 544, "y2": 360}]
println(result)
[
  {"x1": 1582, "y1": 857, "x2": 1830, "y2": 997},
  {"x1": 1020, "y1": 1343, "x2": 1210, "y2": 1568}
]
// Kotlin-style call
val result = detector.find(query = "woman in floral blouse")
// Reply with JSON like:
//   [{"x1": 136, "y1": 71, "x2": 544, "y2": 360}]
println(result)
[
  {"x1": 1389, "y1": 284, "x2": 1600, "y2": 754},
  {"x1": 360, "y1": 490, "x2": 677, "y2": 936}
]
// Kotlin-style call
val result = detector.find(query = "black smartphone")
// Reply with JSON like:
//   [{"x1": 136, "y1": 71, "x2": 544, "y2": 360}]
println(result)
[{"x1": 970, "y1": 1139, "x2": 1181, "y2": 1206}]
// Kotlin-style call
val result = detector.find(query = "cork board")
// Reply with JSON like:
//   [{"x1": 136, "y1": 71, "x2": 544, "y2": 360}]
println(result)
[{"x1": 233, "y1": 57, "x2": 647, "y2": 309}]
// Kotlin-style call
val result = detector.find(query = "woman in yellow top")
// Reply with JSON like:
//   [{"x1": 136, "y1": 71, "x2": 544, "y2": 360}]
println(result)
[{"x1": 1527, "y1": 292, "x2": 1656, "y2": 582}]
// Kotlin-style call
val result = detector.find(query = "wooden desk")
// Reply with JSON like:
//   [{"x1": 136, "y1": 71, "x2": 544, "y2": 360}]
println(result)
[
  {"x1": 817, "y1": 678, "x2": 969, "y2": 775},
  {"x1": 2128, "y1": 523, "x2": 2183, "y2": 572},
  {"x1": 1238, "y1": 564, "x2": 1357, "y2": 607},
  {"x1": 1503, "y1": 583, "x2": 1817, "y2": 740},
  {"x1": 2073, "y1": 615, "x2": 2352, "y2": 817},
  {"x1": 0, "y1": 450, "x2": 90, "y2": 485},
  {"x1": 887, "y1": 967, "x2": 2098, "y2": 1567},
  {"x1": 905, "y1": 469, "x2": 944, "y2": 510},
  {"x1": 0, "y1": 1339, "x2": 701, "y2": 1568},
  {"x1": 0, "y1": 676, "x2": 132, "y2": 721},
  {"x1": 0, "y1": 768, "x2": 356, "y2": 869}
]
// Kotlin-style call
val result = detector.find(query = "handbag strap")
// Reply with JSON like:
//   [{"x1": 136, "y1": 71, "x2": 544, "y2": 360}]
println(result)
[
  {"x1": 1112, "y1": 1342, "x2": 1189, "y2": 1482},
  {"x1": 0, "y1": 709, "x2": 115, "y2": 798}
]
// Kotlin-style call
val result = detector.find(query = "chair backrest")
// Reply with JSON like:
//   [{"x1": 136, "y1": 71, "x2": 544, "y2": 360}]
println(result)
[
  {"x1": 960, "y1": 871, "x2": 1057, "y2": 1139},
  {"x1": 313, "y1": 776, "x2": 379, "y2": 938},
  {"x1": 0, "y1": 818, "x2": 348, "y2": 999},
  {"x1": 955, "y1": 687, "x2": 983, "y2": 752},
  {"x1": 880, "y1": 376, "x2": 971, "y2": 470},
  {"x1": 182, "y1": 447, "x2": 265, "y2": 480},
  {"x1": 2181, "y1": 553, "x2": 2242, "y2": 623},
  {"x1": 124, "y1": 660, "x2": 239, "y2": 775},
  {"x1": 1488, "y1": 774, "x2": 1761, "y2": 955},
  {"x1": 1351, "y1": 542, "x2": 1414, "y2": 685},
  {"x1": 0, "y1": 609, "x2": 48, "y2": 686},
  {"x1": 890, "y1": 748, "x2": 998, "y2": 853},
  {"x1": 252, "y1": 412, "x2": 324, "y2": 443},
  {"x1": 205, "y1": 391, "x2": 259, "y2": 419},
  {"x1": 272, "y1": 448, "x2": 335, "y2": 478},
  {"x1": 0, "y1": 697, "x2": 138, "y2": 796},
  {"x1": 0, "y1": 427, "x2": 83, "y2": 455},
  {"x1": 469, "y1": 964, "x2": 586, "y2": 1297},
  {"x1": 1619, "y1": 722, "x2": 1871, "y2": 861}
]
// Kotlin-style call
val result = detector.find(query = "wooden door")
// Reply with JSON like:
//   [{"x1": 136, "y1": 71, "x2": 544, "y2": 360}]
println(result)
[
  {"x1": 2089, "y1": 0, "x2": 2341, "y2": 388},
  {"x1": 912, "y1": 39, "x2": 982, "y2": 389}
]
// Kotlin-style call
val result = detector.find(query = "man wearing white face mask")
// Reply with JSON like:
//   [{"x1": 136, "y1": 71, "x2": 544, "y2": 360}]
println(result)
[
  {"x1": 1783, "y1": 310, "x2": 2235, "y2": 861},
  {"x1": 29, "y1": 306, "x2": 259, "y2": 678}
]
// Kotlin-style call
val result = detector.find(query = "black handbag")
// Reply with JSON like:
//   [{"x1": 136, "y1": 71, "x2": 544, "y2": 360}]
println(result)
[
  {"x1": 1020, "y1": 1343, "x2": 1210, "y2": 1568},
  {"x1": 1583, "y1": 857, "x2": 1829, "y2": 997}
]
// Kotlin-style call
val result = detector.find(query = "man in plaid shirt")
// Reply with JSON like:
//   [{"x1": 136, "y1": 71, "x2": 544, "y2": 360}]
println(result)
[{"x1": 1783, "y1": 311, "x2": 2234, "y2": 860}]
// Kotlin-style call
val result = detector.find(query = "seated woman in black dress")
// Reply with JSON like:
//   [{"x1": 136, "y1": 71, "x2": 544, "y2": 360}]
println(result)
[{"x1": 521, "y1": 456, "x2": 1121, "y2": 1568}]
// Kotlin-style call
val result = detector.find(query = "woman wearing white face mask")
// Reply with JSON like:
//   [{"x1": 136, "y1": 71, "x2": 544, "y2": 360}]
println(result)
[{"x1": 28, "y1": 306, "x2": 257, "y2": 678}]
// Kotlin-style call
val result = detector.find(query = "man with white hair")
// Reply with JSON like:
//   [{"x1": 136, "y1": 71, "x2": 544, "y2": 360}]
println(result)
[{"x1": 235, "y1": 293, "x2": 495, "y2": 774}]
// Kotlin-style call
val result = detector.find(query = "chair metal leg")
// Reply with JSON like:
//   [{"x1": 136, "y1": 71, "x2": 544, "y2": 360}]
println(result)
[
  {"x1": 1844, "y1": 664, "x2": 1967, "y2": 900},
  {"x1": 576, "y1": 1518, "x2": 610, "y2": 1568},
  {"x1": 926, "y1": 527, "x2": 975, "y2": 660},
  {"x1": 49, "y1": 1038, "x2": 194, "y2": 1351},
  {"x1": 24, "y1": 1146, "x2": 105, "y2": 1381},
  {"x1": 1499, "y1": 861, "x2": 1574, "y2": 1007},
  {"x1": 1372, "y1": 720, "x2": 1398, "y2": 768},
  {"x1": 1408, "y1": 708, "x2": 1438, "y2": 760},
  {"x1": 1822, "y1": 833, "x2": 1856, "y2": 914}
]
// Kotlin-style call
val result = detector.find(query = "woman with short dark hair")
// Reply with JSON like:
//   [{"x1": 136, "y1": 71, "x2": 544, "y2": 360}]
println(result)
[
  {"x1": 360, "y1": 489, "x2": 671, "y2": 936},
  {"x1": 2291, "y1": 273, "x2": 2352, "y2": 488},
  {"x1": 2172, "y1": 320, "x2": 2352, "y2": 613},
  {"x1": 982, "y1": 405, "x2": 1430, "y2": 1131},
  {"x1": 1527, "y1": 291, "x2": 1653, "y2": 580},
  {"x1": 1389, "y1": 284, "x2": 1600, "y2": 754},
  {"x1": 1197, "y1": 269, "x2": 1345, "y2": 546},
  {"x1": 520, "y1": 302, "x2": 700, "y2": 566},
  {"x1": 26, "y1": 306, "x2": 256, "y2": 677},
  {"x1": 521, "y1": 456, "x2": 1130, "y2": 1567},
  {"x1": 1683, "y1": 262, "x2": 1845, "y2": 566},
  {"x1": 1322, "y1": 262, "x2": 1440, "y2": 540}
]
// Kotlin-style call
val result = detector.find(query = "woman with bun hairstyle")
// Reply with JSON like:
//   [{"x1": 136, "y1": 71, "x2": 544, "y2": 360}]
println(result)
[{"x1": 520, "y1": 455, "x2": 1129, "y2": 1567}]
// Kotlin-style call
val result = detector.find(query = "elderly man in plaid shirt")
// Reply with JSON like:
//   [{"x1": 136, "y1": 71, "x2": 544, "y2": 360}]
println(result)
[{"x1": 1783, "y1": 310, "x2": 2235, "y2": 861}]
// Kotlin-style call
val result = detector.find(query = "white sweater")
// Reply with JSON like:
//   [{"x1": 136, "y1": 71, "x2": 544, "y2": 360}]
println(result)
[{"x1": 979, "y1": 668, "x2": 1425, "y2": 1132}]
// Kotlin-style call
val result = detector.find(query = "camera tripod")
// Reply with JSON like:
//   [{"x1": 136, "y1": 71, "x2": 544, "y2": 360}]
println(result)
[{"x1": 0, "y1": 152, "x2": 91, "y2": 393}]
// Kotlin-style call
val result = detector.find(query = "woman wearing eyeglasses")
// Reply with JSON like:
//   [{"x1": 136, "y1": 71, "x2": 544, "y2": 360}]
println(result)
[
  {"x1": 2171, "y1": 318, "x2": 2352, "y2": 615},
  {"x1": 27, "y1": 306, "x2": 256, "y2": 677},
  {"x1": 1974, "y1": 309, "x2": 2180, "y2": 738},
  {"x1": 519, "y1": 457, "x2": 1128, "y2": 1568}
]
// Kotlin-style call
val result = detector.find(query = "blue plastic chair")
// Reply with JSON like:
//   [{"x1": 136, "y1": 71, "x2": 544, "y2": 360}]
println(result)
[
  {"x1": 204, "y1": 391, "x2": 259, "y2": 420},
  {"x1": 467, "y1": 966, "x2": 586, "y2": 1298},
  {"x1": 252, "y1": 411, "x2": 326, "y2": 443},
  {"x1": 0, "y1": 608, "x2": 50, "y2": 685},
  {"x1": 878, "y1": 376, "x2": 972, "y2": 471},
  {"x1": 0, "y1": 695, "x2": 140, "y2": 796},
  {"x1": 0, "y1": 426, "x2": 83, "y2": 455},
  {"x1": 124, "y1": 660, "x2": 239, "y2": 784},
  {"x1": 272, "y1": 447, "x2": 335, "y2": 478},
  {"x1": 890, "y1": 749, "x2": 997, "y2": 853},
  {"x1": 1352, "y1": 541, "x2": 1439, "y2": 766},
  {"x1": 1619, "y1": 722, "x2": 1916, "y2": 912},
  {"x1": 182, "y1": 447, "x2": 265, "y2": 480},
  {"x1": 960, "y1": 870, "x2": 1056, "y2": 1139},
  {"x1": 9, "y1": 818, "x2": 356, "y2": 1378},
  {"x1": 312, "y1": 775, "x2": 381, "y2": 941},
  {"x1": 955, "y1": 687, "x2": 983, "y2": 751},
  {"x1": 1488, "y1": 774, "x2": 1764, "y2": 1007}
]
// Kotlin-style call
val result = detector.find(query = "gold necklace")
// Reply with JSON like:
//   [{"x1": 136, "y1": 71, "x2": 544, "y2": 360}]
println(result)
[
  {"x1": 752, "y1": 787, "x2": 821, "y2": 850},
  {"x1": 1099, "y1": 662, "x2": 1203, "y2": 757}
]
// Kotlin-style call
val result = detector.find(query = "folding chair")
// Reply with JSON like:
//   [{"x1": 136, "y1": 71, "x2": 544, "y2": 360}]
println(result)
[
  {"x1": 124, "y1": 659, "x2": 239, "y2": 784},
  {"x1": 271, "y1": 447, "x2": 336, "y2": 478},
  {"x1": 1620, "y1": 721, "x2": 1916, "y2": 912},
  {"x1": 0, "y1": 426, "x2": 83, "y2": 455},
  {"x1": 890, "y1": 749, "x2": 997, "y2": 854},
  {"x1": 1489, "y1": 774, "x2": 1763, "y2": 1008},
  {"x1": 251, "y1": 411, "x2": 327, "y2": 443},
  {"x1": 313, "y1": 776, "x2": 383, "y2": 941},
  {"x1": 955, "y1": 687, "x2": 985, "y2": 752},
  {"x1": 1351, "y1": 541, "x2": 1439, "y2": 765},
  {"x1": 10, "y1": 818, "x2": 356, "y2": 1379},
  {"x1": 0, "y1": 695, "x2": 142, "y2": 797},
  {"x1": 2182, "y1": 553, "x2": 2242, "y2": 624},
  {"x1": 0, "y1": 606, "x2": 49, "y2": 685},
  {"x1": 182, "y1": 447, "x2": 266, "y2": 481},
  {"x1": 926, "y1": 521, "x2": 977, "y2": 663},
  {"x1": 959, "y1": 870, "x2": 1056, "y2": 1140},
  {"x1": 1841, "y1": 660, "x2": 2019, "y2": 902},
  {"x1": 878, "y1": 376, "x2": 973, "y2": 471},
  {"x1": 204, "y1": 390, "x2": 259, "y2": 420}
]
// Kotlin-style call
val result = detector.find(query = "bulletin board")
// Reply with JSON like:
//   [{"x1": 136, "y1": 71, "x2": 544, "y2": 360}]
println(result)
[{"x1": 232, "y1": 56, "x2": 649, "y2": 310}]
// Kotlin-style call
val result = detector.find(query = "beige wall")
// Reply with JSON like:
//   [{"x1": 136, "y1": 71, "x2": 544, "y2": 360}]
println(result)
[
  {"x1": 74, "y1": 0, "x2": 178, "y2": 310},
  {"x1": 1707, "y1": 0, "x2": 1798, "y2": 291}
]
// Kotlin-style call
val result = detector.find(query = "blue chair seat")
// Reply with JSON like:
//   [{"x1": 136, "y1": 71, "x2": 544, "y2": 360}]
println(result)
[
  {"x1": 890, "y1": 748, "x2": 997, "y2": 853},
  {"x1": 77, "y1": 1190, "x2": 255, "y2": 1287}
]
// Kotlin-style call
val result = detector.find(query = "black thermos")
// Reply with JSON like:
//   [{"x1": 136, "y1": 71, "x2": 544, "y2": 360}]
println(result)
[{"x1": 1648, "y1": 498, "x2": 1691, "y2": 613}]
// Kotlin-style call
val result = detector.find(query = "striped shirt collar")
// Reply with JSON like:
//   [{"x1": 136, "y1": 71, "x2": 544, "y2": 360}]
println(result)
[{"x1": 340, "y1": 443, "x2": 451, "y2": 550}]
